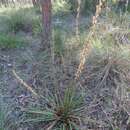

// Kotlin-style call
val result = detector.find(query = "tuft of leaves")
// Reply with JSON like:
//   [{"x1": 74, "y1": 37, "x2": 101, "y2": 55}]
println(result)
[
  {"x1": 23, "y1": 87, "x2": 85, "y2": 130},
  {"x1": 7, "y1": 11, "x2": 29, "y2": 33},
  {"x1": 0, "y1": 33, "x2": 26, "y2": 49},
  {"x1": 86, "y1": 41, "x2": 130, "y2": 89},
  {"x1": 5, "y1": 8, "x2": 41, "y2": 33}
]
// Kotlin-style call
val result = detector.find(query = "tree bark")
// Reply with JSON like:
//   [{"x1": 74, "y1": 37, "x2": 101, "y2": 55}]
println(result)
[
  {"x1": 76, "y1": 0, "x2": 81, "y2": 40},
  {"x1": 32, "y1": 0, "x2": 38, "y2": 6},
  {"x1": 41, "y1": 0, "x2": 52, "y2": 52},
  {"x1": 37, "y1": 0, "x2": 53, "y2": 88}
]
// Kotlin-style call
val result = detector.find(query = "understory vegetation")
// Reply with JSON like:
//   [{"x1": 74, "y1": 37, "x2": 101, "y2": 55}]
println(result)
[
  {"x1": 0, "y1": 33, "x2": 26, "y2": 49},
  {"x1": 0, "y1": 0, "x2": 130, "y2": 130},
  {"x1": 22, "y1": 87, "x2": 84, "y2": 130}
]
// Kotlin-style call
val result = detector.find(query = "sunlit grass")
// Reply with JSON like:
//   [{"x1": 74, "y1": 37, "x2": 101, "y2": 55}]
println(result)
[{"x1": 0, "y1": 7, "x2": 42, "y2": 35}]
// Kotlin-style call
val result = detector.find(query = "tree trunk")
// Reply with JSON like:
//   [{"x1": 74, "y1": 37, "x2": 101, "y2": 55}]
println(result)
[
  {"x1": 41, "y1": 0, "x2": 52, "y2": 52},
  {"x1": 36, "y1": 0, "x2": 53, "y2": 88},
  {"x1": 32, "y1": 0, "x2": 37, "y2": 6},
  {"x1": 76, "y1": 0, "x2": 81, "y2": 40}
]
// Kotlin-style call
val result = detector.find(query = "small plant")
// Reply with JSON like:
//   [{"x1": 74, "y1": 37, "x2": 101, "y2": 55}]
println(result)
[
  {"x1": 0, "y1": 33, "x2": 26, "y2": 49},
  {"x1": 32, "y1": 17, "x2": 42, "y2": 36},
  {"x1": 23, "y1": 87, "x2": 84, "y2": 130},
  {"x1": 4, "y1": 8, "x2": 43, "y2": 34},
  {"x1": 87, "y1": 41, "x2": 130, "y2": 88},
  {"x1": 6, "y1": 9, "x2": 37, "y2": 33},
  {"x1": 54, "y1": 28, "x2": 65, "y2": 56},
  {"x1": 7, "y1": 11, "x2": 28, "y2": 33},
  {"x1": 53, "y1": 0, "x2": 71, "y2": 15}
]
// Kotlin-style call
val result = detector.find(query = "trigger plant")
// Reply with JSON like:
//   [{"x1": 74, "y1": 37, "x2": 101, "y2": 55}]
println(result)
[{"x1": 23, "y1": 87, "x2": 85, "y2": 130}]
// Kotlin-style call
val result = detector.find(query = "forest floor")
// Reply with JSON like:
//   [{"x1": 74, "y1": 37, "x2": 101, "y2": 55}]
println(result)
[
  {"x1": 0, "y1": 7, "x2": 91, "y2": 129},
  {"x1": 0, "y1": 7, "x2": 130, "y2": 130}
]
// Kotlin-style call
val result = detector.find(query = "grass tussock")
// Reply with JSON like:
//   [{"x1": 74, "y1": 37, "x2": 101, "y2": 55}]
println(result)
[
  {"x1": 53, "y1": 28, "x2": 65, "y2": 56},
  {"x1": 82, "y1": 38, "x2": 130, "y2": 90},
  {"x1": 6, "y1": 9, "x2": 32, "y2": 33},
  {"x1": 23, "y1": 87, "x2": 84, "y2": 130},
  {"x1": 0, "y1": 8, "x2": 42, "y2": 35},
  {"x1": 0, "y1": 34, "x2": 26, "y2": 49},
  {"x1": 52, "y1": 0, "x2": 71, "y2": 15}
]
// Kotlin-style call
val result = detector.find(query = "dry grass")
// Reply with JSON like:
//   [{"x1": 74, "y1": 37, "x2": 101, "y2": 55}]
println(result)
[
  {"x1": 79, "y1": 41, "x2": 130, "y2": 129},
  {"x1": 0, "y1": 1, "x2": 130, "y2": 130}
]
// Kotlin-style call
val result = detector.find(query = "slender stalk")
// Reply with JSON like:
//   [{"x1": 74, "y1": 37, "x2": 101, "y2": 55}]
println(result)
[
  {"x1": 12, "y1": 70, "x2": 38, "y2": 97},
  {"x1": 76, "y1": 0, "x2": 81, "y2": 41},
  {"x1": 75, "y1": 0, "x2": 104, "y2": 80}
]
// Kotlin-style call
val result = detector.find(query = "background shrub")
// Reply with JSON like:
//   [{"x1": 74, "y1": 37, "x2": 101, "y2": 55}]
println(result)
[
  {"x1": 5, "y1": 8, "x2": 41, "y2": 34},
  {"x1": 0, "y1": 33, "x2": 26, "y2": 49},
  {"x1": 53, "y1": 28, "x2": 65, "y2": 56}
]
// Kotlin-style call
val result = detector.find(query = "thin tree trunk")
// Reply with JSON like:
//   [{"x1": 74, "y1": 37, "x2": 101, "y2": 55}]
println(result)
[
  {"x1": 76, "y1": 0, "x2": 81, "y2": 40},
  {"x1": 32, "y1": 0, "x2": 37, "y2": 6},
  {"x1": 41, "y1": 0, "x2": 52, "y2": 52},
  {"x1": 36, "y1": 0, "x2": 53, "y2": 89}
]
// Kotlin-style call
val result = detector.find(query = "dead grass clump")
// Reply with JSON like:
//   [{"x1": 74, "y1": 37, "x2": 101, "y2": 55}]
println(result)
[
  {"x1": 83, "y1": 43, "x2": 130, "y2": 89},
  {"x1": 79, "y1": 42, "x2": 130, "y2": 129},
  {"x1": 92, "y1": 11, "x2": 130, "y2": 45}
]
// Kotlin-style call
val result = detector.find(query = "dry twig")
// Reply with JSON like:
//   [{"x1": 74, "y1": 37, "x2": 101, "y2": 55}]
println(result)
[{"x1": 12, "y1": 70, "x2": 38, "y2": 97}]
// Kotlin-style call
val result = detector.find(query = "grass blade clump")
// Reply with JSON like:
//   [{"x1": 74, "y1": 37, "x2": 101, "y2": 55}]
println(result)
[
  {"x1": 23, "y1": 87, "x2": 84, "y2": 130},
  {"x1": 0, "y1": 33, "x2": 26, "y2": 49},
  {"x1": 86, "y1": 40, "x2": 130, "y2": 89},
  {"x1": 53, "y1": 28, "x2": 65, "y2": 56}
]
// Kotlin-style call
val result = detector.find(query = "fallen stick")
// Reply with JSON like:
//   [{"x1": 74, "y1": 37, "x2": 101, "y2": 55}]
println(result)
[{"x1": 12, "y1": 70, "x2": 38, "y2": 97}]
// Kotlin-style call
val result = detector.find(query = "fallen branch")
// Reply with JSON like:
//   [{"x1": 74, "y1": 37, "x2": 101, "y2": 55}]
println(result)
[{"x1": 12, "y1": 70, "x2": 38, "y2": 97}]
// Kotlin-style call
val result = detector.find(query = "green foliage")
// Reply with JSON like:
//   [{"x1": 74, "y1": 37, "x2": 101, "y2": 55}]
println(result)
[
  {"x1": 32, "y1": 17, "x2": 42, "y2": 36},
  {"x1": 127, "y1": 2, "x2": 130, "y2": 12},
  {"x1": 23, "y1": 87, "x2": 84, "y2": 130},
  {"x1": 0, "y1": 34, "x2": 26, "y2": 49},
  {"x1": 4, "y1": 7, "x2": 41, "y2": 34},
  {"x1": 52, "y1": 0, "x2": 98, "y2": 15},
  {"x1": 114, "y1": 128, "x2": 120, "y2": 130},
  {"x1": 67, "y1": 0, "x2": 97, "y2": 14},
  {"x1": 53, "y1": 0, "x2": 71, "y2": 15},
  {"x1": 0, "y1": 15, "x2": 10, "y2": 33},
  {"x1": 7, "y1": 10, "x2": 30, "y2": 33},
  {"x1": 82, "y1": 0, "x2": 97, "y2": 14},
  {"x1": 87, "y1": 37, "x2": 130, "y2": 93},
  {"x1": 54, "y1": 28, "x2": 65, "y2": 56}
]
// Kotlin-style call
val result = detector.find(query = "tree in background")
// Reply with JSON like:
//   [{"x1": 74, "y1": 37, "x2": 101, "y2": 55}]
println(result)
[
  {"x1": 68, "y1": 0, "x2": 98, "y2": 14},
  {"x1": 32, "y1": 0, "x2": 40, "y2": 7},
  {"x1": 0, "y1": 0, "x2": 8, "y2": 7},
  {"x1": 32, "y1": 0, "x2": 37, "y2": 6},
  {"x1": 118, "y1": 0, "x2": 128, "y2": 11},
  {"x1": 76, "y1": 0, "x2": 81, "y2": 39},
  {"x1": 41, "y1": 0, "x2": 52, "y2": 51}
]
